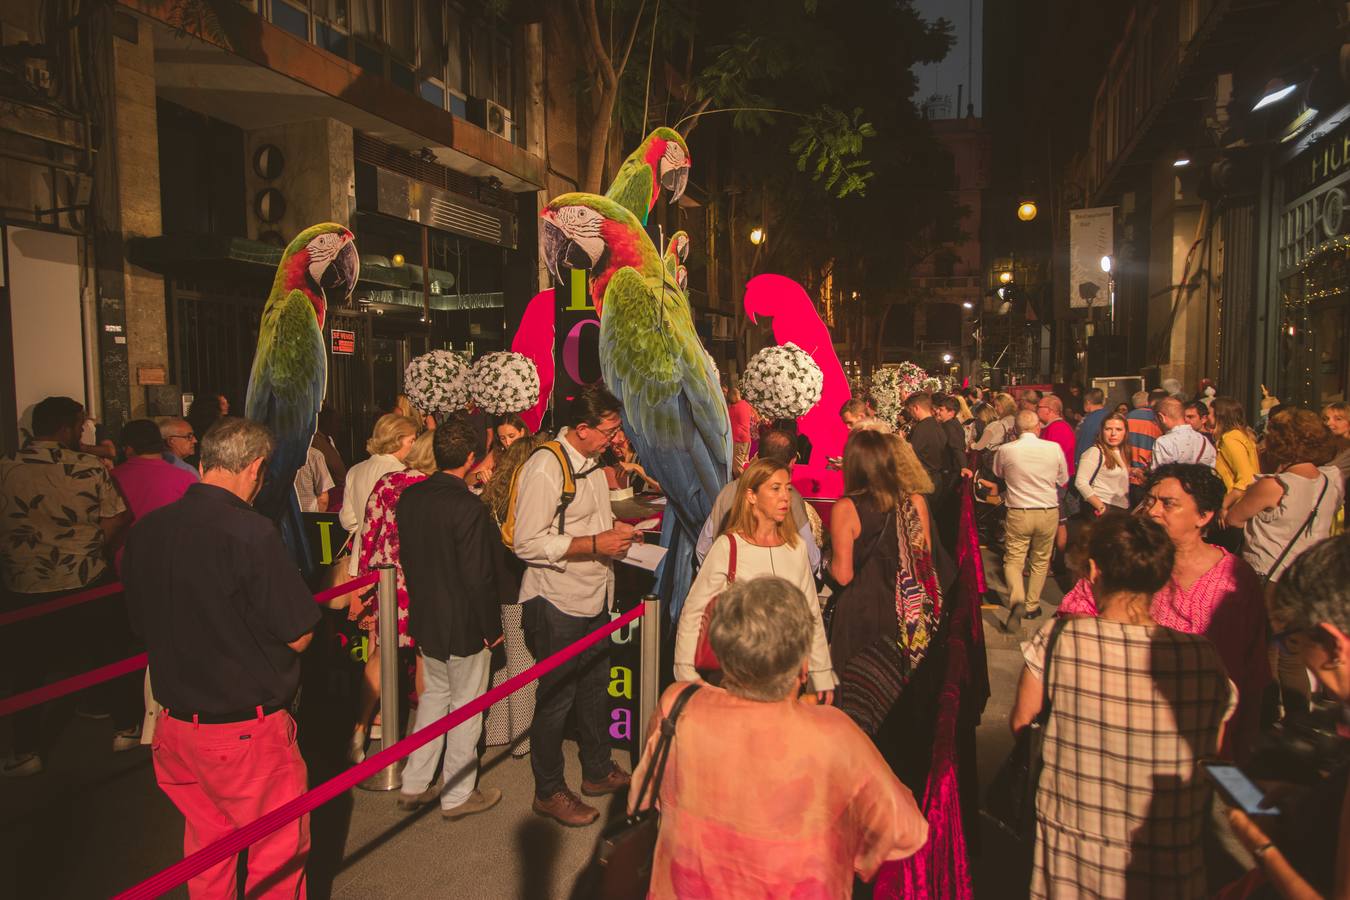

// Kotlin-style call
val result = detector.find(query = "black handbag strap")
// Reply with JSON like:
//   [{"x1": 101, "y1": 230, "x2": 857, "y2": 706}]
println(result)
[
  {"x1": 632, "y1": 684, "x2": 701, "y2": 811},
  {"x1": 1034, "y1": 617, "x2": 1071, "y2": 727},
  {"x1": 1262, "y1": 473, "x2": 1331, "y2": 584}
]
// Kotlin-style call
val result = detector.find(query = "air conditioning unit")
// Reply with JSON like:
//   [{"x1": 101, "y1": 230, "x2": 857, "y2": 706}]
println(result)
[{"x1": 466, "y1": 97, "x2": 515, "y2": 143}]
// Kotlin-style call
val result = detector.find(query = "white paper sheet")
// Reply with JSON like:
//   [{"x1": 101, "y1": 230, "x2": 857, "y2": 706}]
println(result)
[{"x1": 621, "y1": 542, "x2": 667, "y2": 571}]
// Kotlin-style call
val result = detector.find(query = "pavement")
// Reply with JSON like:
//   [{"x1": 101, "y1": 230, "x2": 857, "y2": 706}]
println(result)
[{"x1": 0, "y1": 546, "x2": 1067, "y2": 899}]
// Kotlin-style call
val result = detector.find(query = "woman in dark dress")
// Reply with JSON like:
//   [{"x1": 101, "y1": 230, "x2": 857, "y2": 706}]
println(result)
[{"x1": 828, "y1": 425, "x2": 945, "y2": 791}]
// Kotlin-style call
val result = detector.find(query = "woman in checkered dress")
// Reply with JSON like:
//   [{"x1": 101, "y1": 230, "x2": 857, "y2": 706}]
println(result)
[{"x1": 1012, "y1": 514, "x2": 1235, "y2": 899}]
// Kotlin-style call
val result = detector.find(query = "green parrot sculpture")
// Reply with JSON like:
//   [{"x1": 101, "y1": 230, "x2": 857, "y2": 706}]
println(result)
[
  {"x1": 604, "y1": 127, "x2": 691, "y2": 226},
  {"x1": 541, "y1": 193, "x2": 729, "y2": 615},
  {"x1": 245, "y1": 223, "x2": 360, "y2": 572}
]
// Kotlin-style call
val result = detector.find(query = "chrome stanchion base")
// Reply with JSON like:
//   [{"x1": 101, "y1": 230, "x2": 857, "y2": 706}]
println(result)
[{"x1": 358, "y1": 756, "x2": 404, "y2": 791}]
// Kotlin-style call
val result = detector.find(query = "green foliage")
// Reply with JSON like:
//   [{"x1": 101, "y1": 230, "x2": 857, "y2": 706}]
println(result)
[{"x1": 789, "y1": 107, "x2": 876, "y2": 199}]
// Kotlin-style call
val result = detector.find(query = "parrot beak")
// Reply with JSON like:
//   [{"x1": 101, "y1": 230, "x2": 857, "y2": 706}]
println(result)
[
  {"x1": 321, "y1": 239, "x2": 360, "y2": 305},
  {"x1": 541, "y1": 217, "x2": 600, "y2": 283},
  {"x1": 662, "y1": 165, "x2": 689, "y2": 204}
]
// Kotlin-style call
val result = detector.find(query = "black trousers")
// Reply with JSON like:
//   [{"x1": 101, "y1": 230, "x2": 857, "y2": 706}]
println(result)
[{"x1": 527, "y1": 599, "x2": 613, "y2": 797}]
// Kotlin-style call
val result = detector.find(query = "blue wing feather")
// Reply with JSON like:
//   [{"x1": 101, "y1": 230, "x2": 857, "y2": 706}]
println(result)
[{"x1": 245, "y1": 288, "x2": 327, "y2": 576}]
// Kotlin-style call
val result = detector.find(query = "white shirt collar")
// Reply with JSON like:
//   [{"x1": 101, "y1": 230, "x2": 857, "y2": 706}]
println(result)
[{"x1": 1017, "y1": 432, "x2": 1039, "y2": 442}]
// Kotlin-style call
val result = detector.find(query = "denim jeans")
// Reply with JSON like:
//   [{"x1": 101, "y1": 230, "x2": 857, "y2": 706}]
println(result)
[{"x1": 527, "y1": 599, "x2": 613, "y2": 798}]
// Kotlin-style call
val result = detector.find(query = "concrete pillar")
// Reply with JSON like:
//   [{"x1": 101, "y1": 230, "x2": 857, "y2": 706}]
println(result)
[
  {"x1": 243, "y1": 119, "x2": 354, "y2": 241},
  {"x1": 1146, "y1": 159, "x2": 1204, "y2": 390},
  {"x1": 112, "y1": 14, "x2": 168, "y2": 420}
]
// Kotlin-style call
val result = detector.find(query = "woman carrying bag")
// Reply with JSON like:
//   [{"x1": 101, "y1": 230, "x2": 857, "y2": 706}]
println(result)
[
  {"x1": 1073, "y1": 413, "x2": 1130, "y2": 516},
  {"x1": 673, "y1": 458, "x2": 836, "y2": 701}
]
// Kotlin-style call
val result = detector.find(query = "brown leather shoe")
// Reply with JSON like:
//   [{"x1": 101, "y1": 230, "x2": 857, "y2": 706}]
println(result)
[
  {"x1": 442, "y1": 787, "x2": 502, "y2": 820},
  {"x1": 532, "y1": 789, "x2": 599, "y2": 827},
  {"x1": 580, "y1": 764, "x2": 631, "y2": 797}
]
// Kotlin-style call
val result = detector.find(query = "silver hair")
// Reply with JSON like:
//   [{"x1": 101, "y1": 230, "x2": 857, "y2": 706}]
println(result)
[
  {"x1": 708, "y1": 575, "x2": 814, "y2": 702},
  {"x1": 1015, "y1": 409, "x2": 1040, "y2": 433},
  {"x1": 199, "y1": 417, "x2": 274, "y2": 474}
]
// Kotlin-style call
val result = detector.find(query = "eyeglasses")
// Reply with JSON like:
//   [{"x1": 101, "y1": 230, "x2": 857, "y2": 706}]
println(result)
[
  {"x1": 168, "y1": 432, "x2": 196, "y2": 442},
  {"x1": 590, "y1": 422, "x2": 623, "y2": 441}
]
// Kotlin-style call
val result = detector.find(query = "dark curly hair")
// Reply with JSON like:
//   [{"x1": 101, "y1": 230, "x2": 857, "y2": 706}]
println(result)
[
  {"x1": 1263, "y1": 407, "x2": 1338, "y2": 469},
  {"x1": 1086, "y1": 512, "x2": 1175, "y2": 596},
  {"x1": 1269, "y1": 534, "x2": 1350, "y2": 634},
  {"x1": 1145, "y1": 462, "x2": 1226, "y2": 516}
]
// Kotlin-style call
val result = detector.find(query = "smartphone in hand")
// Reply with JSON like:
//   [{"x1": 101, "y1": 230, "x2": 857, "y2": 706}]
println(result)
[{"x1": 1201, "y1": 760, "x2": 1280, "y2": 816}]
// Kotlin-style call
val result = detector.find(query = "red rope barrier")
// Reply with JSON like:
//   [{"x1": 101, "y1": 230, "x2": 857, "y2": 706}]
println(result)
[
  {"x1": 0, "y1": 653, "x2": 149, "y2": 718},
  {"x1": 0, "y1": 573, "x2": 386, "y2": 717},
  {"x1": 0, "y1": 583, "x2": 126, "y2": 628},
  {"x1": 113, "y1": 602, "x2": 646, "y2": 900}
]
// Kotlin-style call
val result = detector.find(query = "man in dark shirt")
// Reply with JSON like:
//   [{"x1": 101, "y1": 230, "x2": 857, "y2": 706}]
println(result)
[
  {"x1": 394, "y1": 416, "x2": 505, "y2": 818},
  {"x1": 122, "y1": 417, "x2": 318, "y2": 899}
]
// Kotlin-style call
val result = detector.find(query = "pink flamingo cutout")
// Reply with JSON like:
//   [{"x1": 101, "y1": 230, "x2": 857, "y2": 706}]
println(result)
[{"x1": 510, "y1": 289, "x2": 556, "y2": 433}]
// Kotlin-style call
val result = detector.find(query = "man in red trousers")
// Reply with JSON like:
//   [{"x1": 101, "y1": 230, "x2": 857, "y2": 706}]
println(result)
[{"x1": 123, "y1": 417, "x2": 319, "y2": 898}]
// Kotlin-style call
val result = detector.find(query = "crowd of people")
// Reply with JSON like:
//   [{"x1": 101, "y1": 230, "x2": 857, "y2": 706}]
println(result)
[{"x1": 2, "y1": 375, "x2": 1350, "y2": 899}]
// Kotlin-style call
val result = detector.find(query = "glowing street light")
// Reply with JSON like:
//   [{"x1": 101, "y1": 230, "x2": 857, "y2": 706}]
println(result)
[
  {"x1": 1016, "y1": 200, "x2": 1038, "y2": 222},
  {"x1": 998, "y1": 270, "x2": 1014, "y2": 284},
  {"x1": 1253, "y1": 81, "x2": 1298, "y2": 111},
  {"x1": 961, "y1": 301, "x2": 973, "y2": 309},
  {"x1": 1100, "y1": 255, "x2": 1113, "y2": 273},
  {"x1": 1173, "y1": 157, "x2": 1191, "y2": 168},
  {"x1": 941, "y1": 353, "x2": 953, "y2": 364},
  {"x1": 749, "y1": 226, "x2": 766, "y2": 245}
]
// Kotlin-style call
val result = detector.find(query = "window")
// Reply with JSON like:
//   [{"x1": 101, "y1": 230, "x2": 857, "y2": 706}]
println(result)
[
  {"x1": 445, "y1": 5, "x2": 464, "y2": 93},
  {"x1": 271, "y1": 0, "x2": 310, "y2": 39},
  {"x1": 387, "y1": 0, "x2": 416, "y2": 61},
  {"x1": 355, "y1": 40, "x2": 383, "y2": 75},
  {"x1": 313, "y1": 0, "x2": 348, "y2": 29},
  {"x1": 350, "y1": 0, "x2": 381, "y2": 39}
]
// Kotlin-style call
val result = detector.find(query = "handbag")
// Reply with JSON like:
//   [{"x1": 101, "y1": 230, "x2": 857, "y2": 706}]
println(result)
[
  {"x1": 693, "y1": 536, "x2": 737, "y2": 671},
  {"x1": 983, "y1": 616, "x2": 1069, "y2": 841},
  {"x1": 593, "y1": 684, "x2": 701, "y2": 900}
]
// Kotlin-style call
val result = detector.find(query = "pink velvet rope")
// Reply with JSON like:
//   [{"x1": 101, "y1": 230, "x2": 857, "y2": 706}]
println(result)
[
  {"x1": 0, "y1": 570, "x2": 381, "y2": 633},
  {"x1": 0, "y1": 653, "x2": 150, "y2": 719},
  {"x1": 0, "y1": 583, "x2": 126, "y2": 628},
  {"x1": 112, "y1": 602, "x2": 647, "y2": 900},
  {"x1": 0, "y1": 572, "x2": 386, "y2": 718}
]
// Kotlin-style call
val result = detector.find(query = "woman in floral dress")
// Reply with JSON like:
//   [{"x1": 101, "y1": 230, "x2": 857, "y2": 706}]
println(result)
[{"x1": 347, "y1": 430, "x2": 437, "y2": 763}]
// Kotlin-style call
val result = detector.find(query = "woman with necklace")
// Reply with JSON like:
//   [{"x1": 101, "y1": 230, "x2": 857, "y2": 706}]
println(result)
[
  {"x1": 674, "y1": 458, "x2": 837, "y2": 701},
  {"x1": 1012, "y1": 513, "x2": 1235, "y2": 899}
]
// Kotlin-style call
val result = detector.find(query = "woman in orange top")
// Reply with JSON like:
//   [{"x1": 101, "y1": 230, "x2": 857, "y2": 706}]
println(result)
[{"x1": 632, "y1": 575, "x2": 928, "y2": 897}]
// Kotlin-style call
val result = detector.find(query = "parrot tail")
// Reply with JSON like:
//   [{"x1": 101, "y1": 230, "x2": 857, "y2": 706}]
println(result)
[
  {"x1": 654, "y1": 513, "x2": 696, "y2": 625},
  {"x1": 278, "y1": 491, "x2": 316, "y2": 585}
]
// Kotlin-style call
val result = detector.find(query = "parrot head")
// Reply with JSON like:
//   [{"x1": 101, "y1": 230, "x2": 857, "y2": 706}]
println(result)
[
  {"x1": 541, "y1": 193, "x2": 654, "y2": 312},
  {"x1": 647, "y1": 127, "x2": 690, "y2": 207},
  {"x1": 280, "y1": 223, "x2": 359, "y2": 329}
]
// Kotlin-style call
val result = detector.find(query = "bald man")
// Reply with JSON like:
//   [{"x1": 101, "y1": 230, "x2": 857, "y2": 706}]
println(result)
[{"x1": 1151, "y1": 396, "x2": 1216, "y2": 468}]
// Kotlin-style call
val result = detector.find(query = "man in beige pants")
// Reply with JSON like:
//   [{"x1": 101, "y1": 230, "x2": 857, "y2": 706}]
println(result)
[{"x1": 992, "y1": 410, "x2": 1068, "y2": 618}]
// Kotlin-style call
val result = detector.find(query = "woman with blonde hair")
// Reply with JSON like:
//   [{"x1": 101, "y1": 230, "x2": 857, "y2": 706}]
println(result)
[
  {"x1": 346, "y1": 429, "x2": 438, "y2": 762},
  {"x1": 971, "y1": 392, "x2": 1017, "y2": 451},
  {"x1": 675, "y1": 458, "x2": 836, "y2": 701},
  {"x1": 339, "y1": 413, "x2": 420, "y2": 574}
]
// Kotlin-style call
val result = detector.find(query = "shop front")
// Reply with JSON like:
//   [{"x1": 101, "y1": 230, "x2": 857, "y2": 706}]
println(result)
[{"x1": 1275, "y1": 112, "x2": 1350, "y2": 408}]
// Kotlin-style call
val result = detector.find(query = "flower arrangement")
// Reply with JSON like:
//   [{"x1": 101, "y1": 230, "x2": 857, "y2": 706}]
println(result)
[
  {"x1": 739, "y1": 342, "x2": 823, "y2": 420},
  {"x1": 469, "y1": 351, "x2": 540, "y2": 415},
  {"x1": 871, "y1": 362, "x2": 929, "y2": 427},
  {"x1": 403, "y1": 350, "x2": 471, "y2": 415}
]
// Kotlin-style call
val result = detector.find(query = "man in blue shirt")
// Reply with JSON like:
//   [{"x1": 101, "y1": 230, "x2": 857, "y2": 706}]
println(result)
[{"x1": 1073, "y1": 388, "x2": 1109, "y2": 469}]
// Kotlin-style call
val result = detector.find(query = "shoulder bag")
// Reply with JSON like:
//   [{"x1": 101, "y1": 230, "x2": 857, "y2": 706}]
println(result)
[
  {"x1": 1260, "y1": 473, "x2": 1331, "y2": 584},
  {"x1": 693, "y1": 535, "x2": 736, "y2": 671},
  {"x1": 592, "y1": 684, "x2": 701, "y2": 900},
  {"x1": 983, "y1": 616, "x2": 1070, "y2": 842}
]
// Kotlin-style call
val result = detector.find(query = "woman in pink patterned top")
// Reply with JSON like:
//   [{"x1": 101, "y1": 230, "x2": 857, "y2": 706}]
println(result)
[
  {"x1": 347, "y1": 431, "x2": 438, "y2": 763},
  {"x1": 1057, "y1": 464, "x2": 1268, "y2": 760}
]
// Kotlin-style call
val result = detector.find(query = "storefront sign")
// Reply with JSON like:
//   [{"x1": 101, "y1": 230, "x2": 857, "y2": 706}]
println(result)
[
  {"x1": 331, "y1": 329, "x2": 356, "y2": 355},
  {"x1": 137, "y1": 366, "x2": 167, "y2": 386},
  {"x1": 1286, "y1": 117, "x2": 1350, "y2": 200}
]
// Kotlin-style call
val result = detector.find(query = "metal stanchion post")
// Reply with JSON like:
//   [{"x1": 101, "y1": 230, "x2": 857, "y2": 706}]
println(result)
[
  {"x1": 360, "y1": 565, "x2": 403, "y2": 791},
  {"x1": 637, "y1": 595, "x2": 660, "y2": 744}
]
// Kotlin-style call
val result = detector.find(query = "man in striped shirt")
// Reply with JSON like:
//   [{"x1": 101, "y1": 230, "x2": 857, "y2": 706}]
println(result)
[{"x1": 1125, "y1": 390, "x2": 1163, "y2": 505}]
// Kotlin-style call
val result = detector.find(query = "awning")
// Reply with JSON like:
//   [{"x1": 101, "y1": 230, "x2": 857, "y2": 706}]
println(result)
[{"x1": 127, "y1": 234, "x2": 408, "y2": 290}]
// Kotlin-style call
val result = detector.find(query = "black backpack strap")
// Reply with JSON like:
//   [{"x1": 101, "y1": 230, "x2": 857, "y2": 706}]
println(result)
[
  {"x1": 632, "y1": 684, "x2": 701, "y2": 810},
  {"x1": 1035, "y1": 617, "x2": 1071, "y2": 727}
]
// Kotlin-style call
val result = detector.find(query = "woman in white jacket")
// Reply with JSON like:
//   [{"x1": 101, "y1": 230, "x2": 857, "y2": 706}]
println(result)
[
  {"x1": 1075, "y1": 413, "x2": 1131, "y2": 515},
  {"x1": 675, "y1": 458, "x2": 837, "y2": 701}
]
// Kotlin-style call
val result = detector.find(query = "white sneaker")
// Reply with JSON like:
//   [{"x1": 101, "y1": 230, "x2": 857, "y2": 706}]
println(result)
[
  {"x1": 112, "y1": 726, "x2": 143, "y2": 752},
  {"x1": 2, "y1": 754, "x2": 43, "y2": 777}
]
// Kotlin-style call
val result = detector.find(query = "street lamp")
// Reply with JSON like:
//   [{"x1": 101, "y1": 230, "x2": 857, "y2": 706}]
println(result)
[
  {"x1": 942, "y1": 353, "x2": 953, "y2": 364},
  {"x1": 961, "y1": 301, "x2": 973, "y2": 309},
  {"x1": 1016, "y1": 200, "x2": 1038, "y2": 222},
  {"x1": 1252, "y1": 80, "x2": 1298, "y2": 111},
  {"x1": 1100, "y1": 255, "x2": 1116, "y2": 332},
  {"x1": 998, "y1": 270, "x2": 1014, "y2": 284},
  {"x1": 749, "y1": 226, "x2": 766, "y2": 245}
]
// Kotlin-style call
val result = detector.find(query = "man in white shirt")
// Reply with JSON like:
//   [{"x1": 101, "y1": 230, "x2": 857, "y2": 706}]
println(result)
[
  {"x1": 1151, "y1": 397, "x2": 1217, "y2": 468},
  {"x1": 293, "y1": 445, "x2": 335, "y2": 512},
  {"x1": 695, "y1": 429, "x2": 820, "y2": 573},
  {"x1": 512, "y1": 385, "x2": 639, "y2": 828},
  {"x1": 992, "y1": 410, "x2": 1068, "y2": 618}
]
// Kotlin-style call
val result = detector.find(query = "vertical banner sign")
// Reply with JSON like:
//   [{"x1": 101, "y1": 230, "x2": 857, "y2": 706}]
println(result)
[
  {"x1": 1069, "y1": 207, "x2": 1115, "y2": 310},
  {"x1": 608, "y1": 562, "x2": 655, "y2": 756},
  {"x1": 553, "y1": 268, "x2": 601, "y2": 414}
]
